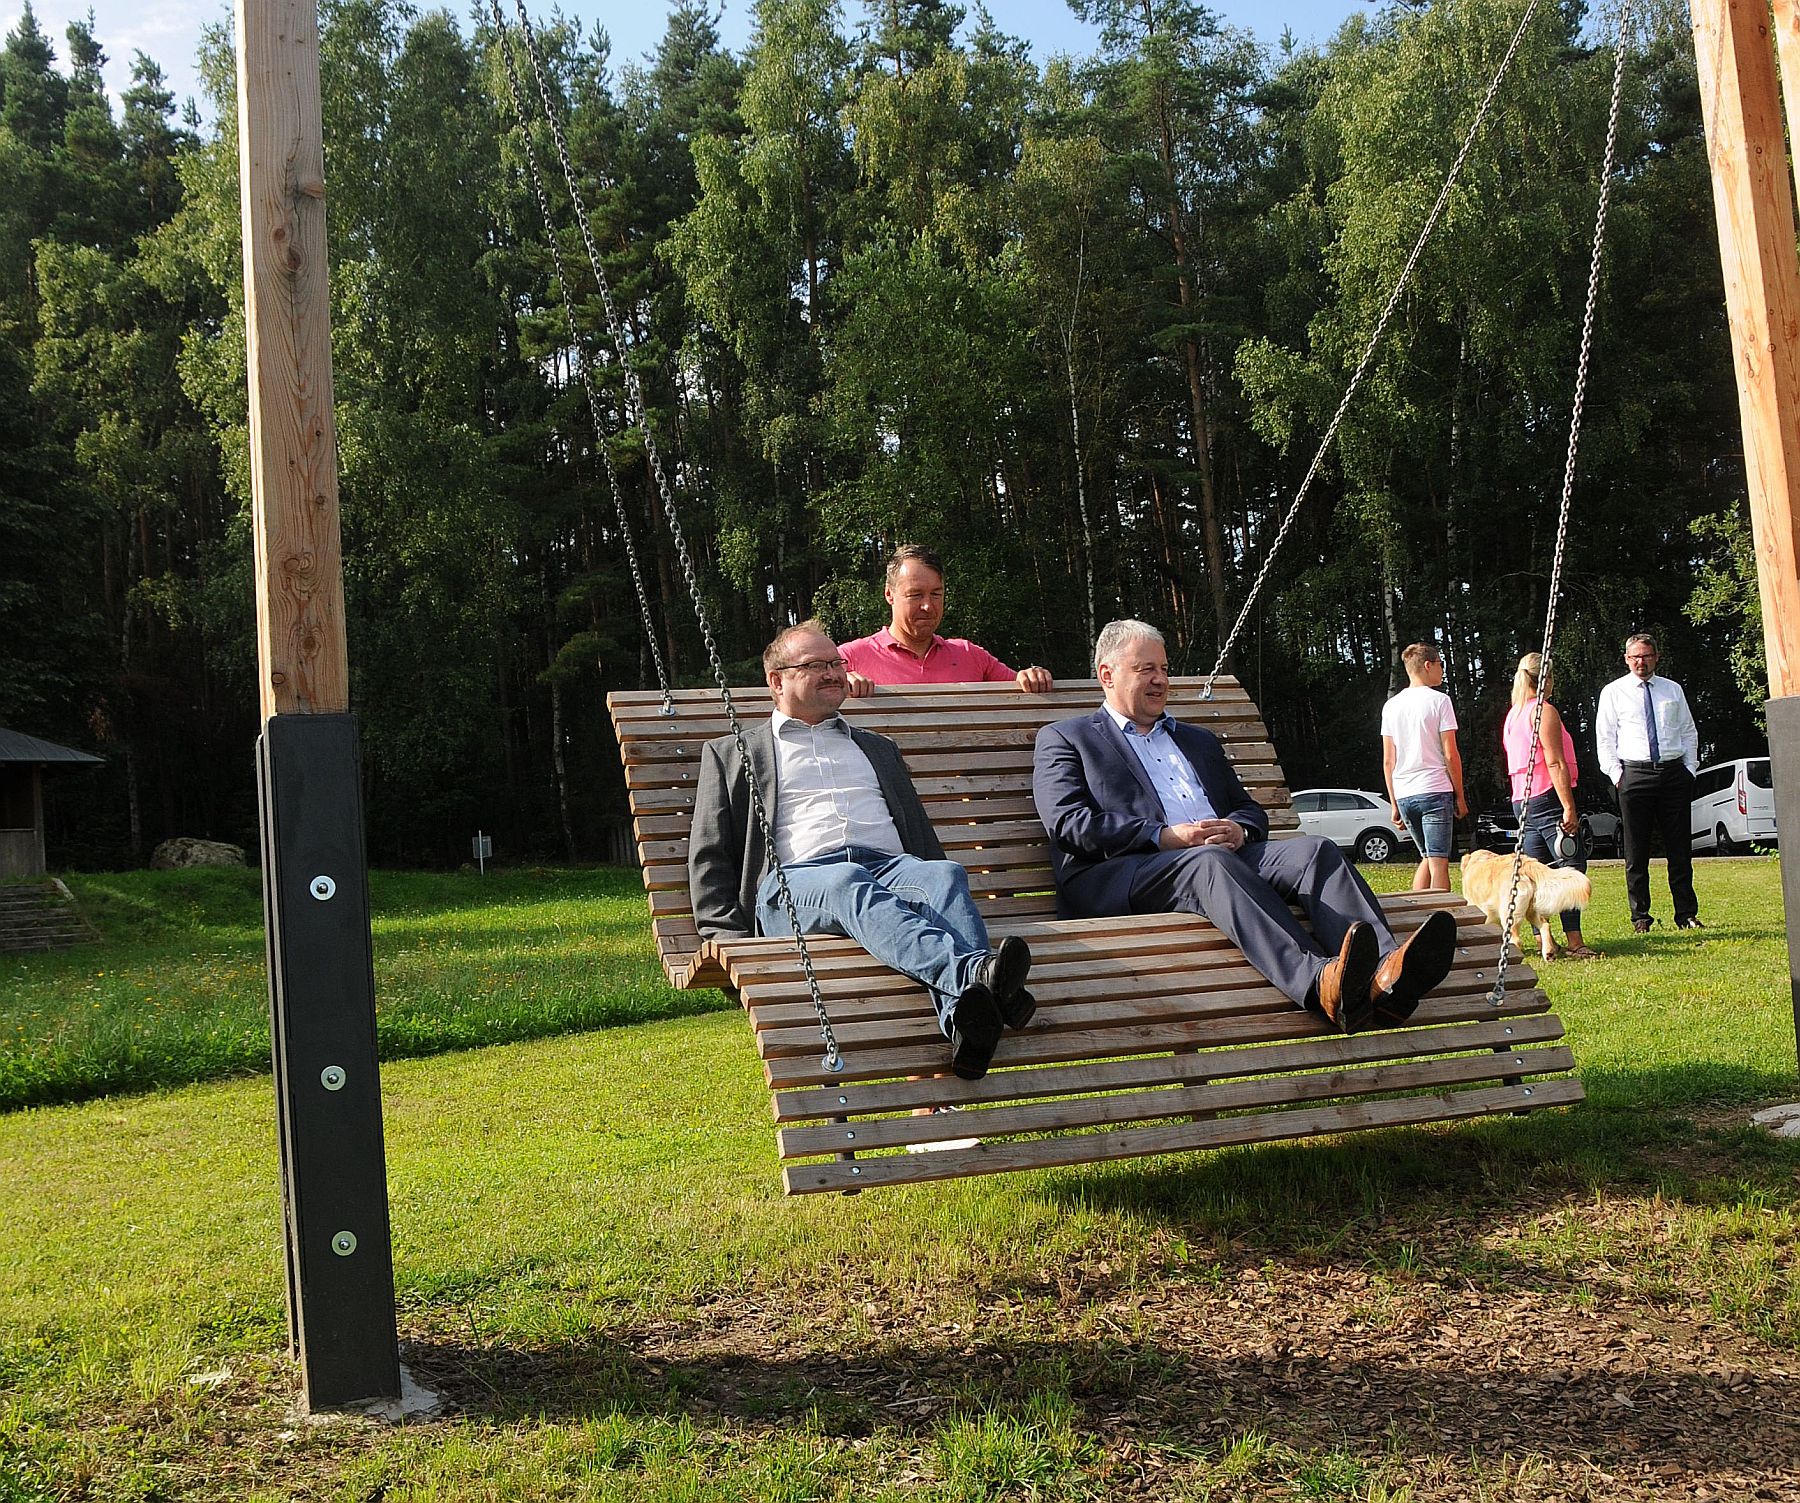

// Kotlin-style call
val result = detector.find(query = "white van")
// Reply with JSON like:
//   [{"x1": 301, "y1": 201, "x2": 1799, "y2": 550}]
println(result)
[{"x1": 1689, "y1": 757, "x2": 1778, "y2": 854}]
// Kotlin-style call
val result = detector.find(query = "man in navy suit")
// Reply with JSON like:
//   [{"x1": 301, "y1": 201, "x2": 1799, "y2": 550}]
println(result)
[{"x1": 1032, "y1": 620, "x2": 1457, "y2": 1031}]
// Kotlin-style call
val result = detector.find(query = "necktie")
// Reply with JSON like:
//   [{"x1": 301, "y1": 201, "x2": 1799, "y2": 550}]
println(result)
[{"x1": 1642, "y1": 679, "x2": 1660, "y2": 763}]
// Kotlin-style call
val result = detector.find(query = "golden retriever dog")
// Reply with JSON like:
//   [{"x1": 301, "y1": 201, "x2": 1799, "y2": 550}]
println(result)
[{"x1": 1460, "y1": 848, "x2": 1592, "y2": 961}]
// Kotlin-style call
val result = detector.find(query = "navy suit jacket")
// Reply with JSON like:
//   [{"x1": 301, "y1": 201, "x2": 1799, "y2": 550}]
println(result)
[{"x1": 1032, "y1": 709, "x2": 1269, "y2": 917}]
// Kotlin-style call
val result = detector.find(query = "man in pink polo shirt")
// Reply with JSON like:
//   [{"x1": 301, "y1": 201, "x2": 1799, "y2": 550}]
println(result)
[{"x1": 841, "y1": 544, "x2": 1054, "y2": 696}]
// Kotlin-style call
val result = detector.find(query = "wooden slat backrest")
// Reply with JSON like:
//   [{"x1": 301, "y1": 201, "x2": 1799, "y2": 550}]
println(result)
[
  {"x1": 609, "y1": 677, "x2": 1290, "y2": 989},
  {"x1": 604, "y1": 678, "x2": 1583, "y2": 1193}
]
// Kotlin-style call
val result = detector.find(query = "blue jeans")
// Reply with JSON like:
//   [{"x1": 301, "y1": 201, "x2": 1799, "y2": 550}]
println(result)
[
  {"x1": 1398, "y1": 791, "x2": 1456, "y2": 858},
  {"x1": 756, "y1": 847, "x2": 990, "y2": 1034},
  {"x1": 1514, "y1": 791, "x2": 1587, "y2": 935}
]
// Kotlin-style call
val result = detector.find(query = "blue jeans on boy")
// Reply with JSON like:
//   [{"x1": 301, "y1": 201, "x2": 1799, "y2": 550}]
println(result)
[
  {"x1": 1397, "y1": 790, "x2": 1456, "y2": 858},
  {"x1": 755, "y1": 847, "x2": 990, "y2": 1034},
  {"x1": 1513, "y1": 790, "x2": 1588, "y2": 936}
]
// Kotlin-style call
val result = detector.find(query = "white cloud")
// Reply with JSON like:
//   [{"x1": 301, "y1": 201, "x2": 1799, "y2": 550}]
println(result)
[{"x1": 2, "y1": 0, "x2": 223, "y2": 115}]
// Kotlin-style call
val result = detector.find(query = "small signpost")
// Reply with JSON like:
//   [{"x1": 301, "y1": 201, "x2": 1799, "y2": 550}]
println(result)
[{"x1": 472, "y1": 832, "x2": 492, "y2": 875}]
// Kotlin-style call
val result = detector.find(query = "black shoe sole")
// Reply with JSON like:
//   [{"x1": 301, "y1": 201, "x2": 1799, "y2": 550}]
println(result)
[
  {"x1": 949, "y1": 984, "x2": 1004, "y2": 1080},
  {"x1": 990, "y1": 936, "x2": 1031, "y2": 1000},
  {"x1": 1310, "y1": 922, "x2": 1378, "y2": 1033},
  {"x1": 1373, "y1": 909, "x2": 1457, "y2": 1025},
  {"x1": 998, "y1": 985, "x2": 1037, "y2": 1030},
  {"x1": 1337, "y1": 922, "x2": 1380, "y2": 1032}
]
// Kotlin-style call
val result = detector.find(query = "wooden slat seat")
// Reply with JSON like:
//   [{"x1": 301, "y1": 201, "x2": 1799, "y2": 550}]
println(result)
[{"x1": 607, "y1": 678, "x2": 1582, "y2": 1193}]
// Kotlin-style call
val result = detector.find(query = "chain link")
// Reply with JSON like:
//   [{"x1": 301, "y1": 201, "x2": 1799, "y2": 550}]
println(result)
[
  {"x1": 1205, "y1": 0, "x2": 1543, "y2": 694},
  {"x1": 1490, "y1": 0, "x2": 1633, "y2": 1005},
  {"x1": 503, "y1": 1, "x2": 842, "y2": 1072},
  {"x1": 487, "y1": 2, "x2": 673, "y2": 714}
]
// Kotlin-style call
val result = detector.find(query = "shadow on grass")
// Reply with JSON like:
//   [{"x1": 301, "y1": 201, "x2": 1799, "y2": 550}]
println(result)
[
  {"x1": 385, "y1": 1080, "x2": 1800, "y2": 1485},
  {"x1": 399, "y1": 1321, "x2": 1800, "y2": 1479},
  {"x1": 1022, "y1": 1069, "x2": 1800, "y2": 1231}
]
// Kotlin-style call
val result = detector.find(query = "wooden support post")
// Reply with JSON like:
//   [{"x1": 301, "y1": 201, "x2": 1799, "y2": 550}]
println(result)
[
  {"x1": 1692, "y1": 0, "x2": 1800, "y2": 1067},
  {"x1": 236, "y1": 0, "x2": 400, "y2": 1407}
]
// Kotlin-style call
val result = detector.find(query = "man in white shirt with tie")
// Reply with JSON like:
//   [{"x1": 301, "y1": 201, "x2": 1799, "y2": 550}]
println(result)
[
  {"x1": 688, "y1": 620, "x2": 1035, "y2": 1081},
  {"x1": 1596, "y1": 632, "x2": 1701, "y2": 933}
]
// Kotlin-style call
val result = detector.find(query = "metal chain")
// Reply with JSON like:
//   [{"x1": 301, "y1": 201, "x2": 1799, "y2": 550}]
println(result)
[
  {"x1": 504, "y1": 0, "x2": 843, "y2": 1072},
  {"x1": 1490, "y1": 0, "x2": 1632, "y2": 1005},
  {"x1": 486, "y1": 1, "x2": 673, "y2": 714},
  {"x1": 1204, "y1": 0, "x2": 1543, "y2": 695}
]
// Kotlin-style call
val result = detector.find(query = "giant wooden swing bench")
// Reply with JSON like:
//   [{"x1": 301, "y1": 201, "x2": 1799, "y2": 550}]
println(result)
[{"x1": 608, "y1": 677, "x2": 1584, "y2": 1194}]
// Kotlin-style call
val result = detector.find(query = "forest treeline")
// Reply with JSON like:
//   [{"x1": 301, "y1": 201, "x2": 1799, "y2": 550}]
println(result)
[{"x1": 0, "y1": 0, "x2": 1773, "y2": 867}]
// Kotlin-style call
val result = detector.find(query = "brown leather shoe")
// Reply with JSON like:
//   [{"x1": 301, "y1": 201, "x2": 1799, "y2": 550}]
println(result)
[
  {"x1": 1311, "y1": 921, "x2": 1378, "y2": 1032},
  {"x1": 1370, "y1": 909, "x2": 1458, "y2": 1026}
]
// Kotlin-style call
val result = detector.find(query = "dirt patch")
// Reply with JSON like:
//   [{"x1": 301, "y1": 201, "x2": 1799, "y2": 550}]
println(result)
[{"x1": 391, "y1": 1229, "x2": 1800, "y2": 1501}]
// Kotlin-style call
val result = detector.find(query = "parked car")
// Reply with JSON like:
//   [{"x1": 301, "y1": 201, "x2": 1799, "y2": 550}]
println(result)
[
  {"x1": 1690, "y1": 756, "x2": 1778, "y2": 854},
  {"x1": 1476, "y1": 803, "x2": 1617, "y2": 860},
  {"x1": 1291, "y1": 788, "x2": 1418, "y2": 863},
  {"x1": 1473, "y1": 806, "x2": 1519, "y2": 853},
  {"x1": 1581, "y1": 805, "x2": 1622, "y2": 856}
]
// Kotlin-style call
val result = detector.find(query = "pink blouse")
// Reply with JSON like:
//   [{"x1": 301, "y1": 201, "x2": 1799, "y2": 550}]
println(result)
[{"x1": 1503, "y1": 698, "x2": 1578, "y2": 803}]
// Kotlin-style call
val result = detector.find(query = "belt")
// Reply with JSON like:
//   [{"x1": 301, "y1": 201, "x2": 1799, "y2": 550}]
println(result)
[{"x1": 1620, "y1": 759, "x2": 1684, "y2": 770}]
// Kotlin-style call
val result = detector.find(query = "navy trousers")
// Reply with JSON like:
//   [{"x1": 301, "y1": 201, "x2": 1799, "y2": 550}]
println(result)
[{"x1": 1063, "y1": 834, "x2": 1397, "y2": 1006}]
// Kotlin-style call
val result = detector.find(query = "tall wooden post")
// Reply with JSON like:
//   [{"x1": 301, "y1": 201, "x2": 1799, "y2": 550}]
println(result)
[
  {"x1": 1692, "y1": 0, "x2": 1800, "y2": 1066},
  {"x1": 236, "y1": 0, "x2": 401, "y2": 1406}
]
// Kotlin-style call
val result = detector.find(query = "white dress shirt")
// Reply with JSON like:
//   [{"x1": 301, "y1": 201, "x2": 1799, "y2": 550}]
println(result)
[
  {"x1": 1104, "y1": 705, "x2": 1218, "y2": 825},
  {"x1": 769, "y1": 711, "x2": 904, "y2": 865},
  {"x1": 1595, "y1": 672, "x2": 1699, "y2": 784}
]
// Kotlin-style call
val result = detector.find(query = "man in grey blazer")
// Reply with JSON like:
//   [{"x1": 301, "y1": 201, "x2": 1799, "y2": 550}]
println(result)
[{"x1": 688, "y1": 619, "x2": 1034, "y2": 1080}]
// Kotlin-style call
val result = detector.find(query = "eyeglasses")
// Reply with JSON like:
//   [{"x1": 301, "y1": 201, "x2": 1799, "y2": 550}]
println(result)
[{"x1": 775, "y1": 657, "x2": 847, "y2": 675}]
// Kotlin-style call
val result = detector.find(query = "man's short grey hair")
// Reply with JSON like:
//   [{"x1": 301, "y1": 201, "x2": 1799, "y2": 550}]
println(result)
[
  {"x1": 1093, "y1": 619, "x2": 1164, "y2": 678},
  {"x1": 1624, "y1": 631, "x2": 1657, "y2": 653}
]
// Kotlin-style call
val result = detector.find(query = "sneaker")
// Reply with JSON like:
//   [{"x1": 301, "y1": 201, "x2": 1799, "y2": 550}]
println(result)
[{"x1": 1676, "y1": 917, "x2": 1705, "y2": 931}]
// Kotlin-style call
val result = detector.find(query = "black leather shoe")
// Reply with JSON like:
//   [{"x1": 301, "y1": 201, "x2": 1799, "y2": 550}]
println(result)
[
  {"x1": 1676, "y1": 916, "x2": 1704, "y2": 930},
  {"x1": 1632, "y1": 917, "x2": 1653, "y2": 934},
  {"x1": 997, "y1": 986, "x2": 1036, "y2": 1030},
  {"x1": 949, "y1": 984, "x2": 1004, "y2": 1081},
  {"x1": 972, "y1": 936, "x2": 1032, "y2": 1022}
]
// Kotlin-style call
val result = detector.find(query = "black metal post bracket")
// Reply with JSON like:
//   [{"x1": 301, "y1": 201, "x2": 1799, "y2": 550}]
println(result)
[{"x1": 258, "y1": 712, "x2": 401, "y2": 1408}]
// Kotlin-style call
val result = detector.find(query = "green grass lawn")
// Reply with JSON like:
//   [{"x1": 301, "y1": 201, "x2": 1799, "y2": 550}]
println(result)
[
  {"x1": 1, "y1": 858, "x2": 1797, "y2": 1500},
  {"x1": 0, "y1": 867, "x2": 727, "y2": 1110}
]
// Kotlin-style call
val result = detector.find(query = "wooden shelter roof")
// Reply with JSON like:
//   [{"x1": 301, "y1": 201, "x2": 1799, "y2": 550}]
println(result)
[{"x1": 0, "y1": 730, "x2": 104, "y2": 766}]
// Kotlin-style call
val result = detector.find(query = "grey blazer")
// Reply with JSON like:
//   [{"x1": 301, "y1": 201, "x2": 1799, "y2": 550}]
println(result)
[{"x1": 687, "y1": 718, "x2": 946, "y2": 940}]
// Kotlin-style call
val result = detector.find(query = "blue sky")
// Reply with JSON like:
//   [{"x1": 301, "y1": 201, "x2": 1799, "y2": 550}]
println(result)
[{"x1": 6, "y1": 0, "x2": 1372, "y2": 119}]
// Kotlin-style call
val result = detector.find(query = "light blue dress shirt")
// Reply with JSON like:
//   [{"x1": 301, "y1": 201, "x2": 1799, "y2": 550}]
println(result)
[{"x1": 1103, "y1": 705, "x2": 1218, "y2": 824}]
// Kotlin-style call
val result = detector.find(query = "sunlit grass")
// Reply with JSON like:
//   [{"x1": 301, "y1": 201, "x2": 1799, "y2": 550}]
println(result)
[
  {"x1": 0, "y1": 866, "x2": 728, "y2": 1109},
  {"x1": 0, "y1": 856, "x2": 1795, "y2": 1497}
]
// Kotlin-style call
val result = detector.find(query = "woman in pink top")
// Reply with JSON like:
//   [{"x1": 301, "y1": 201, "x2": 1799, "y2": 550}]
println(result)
[{"x1": 1502, "y1": 652, "x2": 1600, "y2": 959}]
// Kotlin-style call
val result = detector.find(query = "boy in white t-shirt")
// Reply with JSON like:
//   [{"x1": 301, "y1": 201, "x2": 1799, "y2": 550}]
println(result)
[{"x1": 1380, "y1": 642, "x2": 1468, "y2": 892}]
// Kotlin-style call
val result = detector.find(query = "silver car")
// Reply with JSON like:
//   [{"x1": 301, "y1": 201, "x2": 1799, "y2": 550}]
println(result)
[{"x1": 1290, "y1": 788, "x2": 1419, "y2": 863}]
